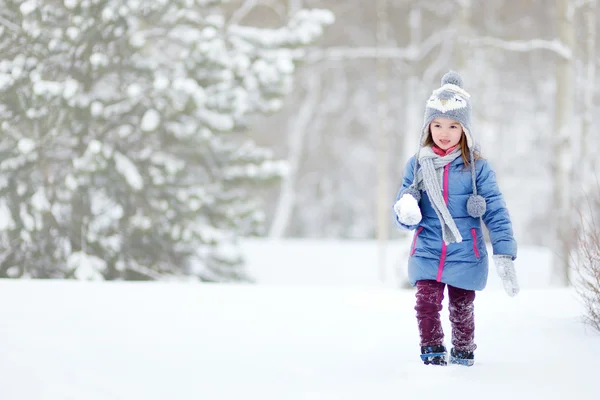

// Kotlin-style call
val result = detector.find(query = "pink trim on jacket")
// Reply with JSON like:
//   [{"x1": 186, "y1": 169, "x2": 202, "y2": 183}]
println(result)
[{"x1": 436, "y1": 160, "x2": 452, "y2": 282}]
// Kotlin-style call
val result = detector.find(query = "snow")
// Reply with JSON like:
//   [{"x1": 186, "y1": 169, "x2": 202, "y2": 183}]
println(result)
[
  {"x1": 394, "y1": 194, "x2": 422, "y2": 226},
  {"x1": 66, "y1": 26, "x2": 80, "y2": 40},
  {"x1": 64, "y1": 0, "x2": 78, "y2": 10},
  {"x1": 0, "y1": 198, "x2": 16, "y2": 230},
  {"x1": 19, "y1": 0, "x2": 37, "y2": 16},
  {"x1": 90, "y1": 53, "x2": 109, "y2": 67},
  {"x1": 131, "y1": 213, "x2": 151, "y2": 230},
  {"x1": 68, "y1": 251, "x2": 107, "y2": 281},
  {"x1": 31, "y1": 187, "x2": 50, "y2": 211},
  {"x1": 62, "y1": 79, "x2": 79, "y2": 99},
  {"x1": 225, "y1": 160, "x2": 289, "y2": 180},
  {"x1": 17, "y1": 138, "x2": 36, "y2": 154},
  {"x1": 101, "y1": 7, "x2": 115, "y2": 22},
  {"x1": 0, "y1": 240, "x2": 598, "y2": 400},
  {"x1": 65, "y1": 174, "x2": 78, "y2": 190},
  {"x1": 90, "y1": 101, "x2": 104, "y2": 117},
  {"x1": 0, "y1": 73, "x2": 12, "y2": 90},
  {"x1": 140, "y1": 109, "x2": 160, "y2": 132},
  {"x1": 153, "y1": 75, "x2": 169, "y2": 91},
  {"x1": 198, "y1": 108, "x2": 234, "y2": 131},
  {"x1": 129, "y1": 32, "x2": 146, "y2": 48},
  {"x1": 126, "y1": 83, "x2": 142, "y2": 98},
  {"x1": 33, "y1": 80, "x2": 63, "y2": 97},
  {"x1": 114, "y1": 152, "x2": 143, "y2": 191},
  {"x1": 19, "y1": 203, "x2": 35, "y2": 231},
  {"x1": 241, "y1": 239, "x2": 555, "y2": 289}
]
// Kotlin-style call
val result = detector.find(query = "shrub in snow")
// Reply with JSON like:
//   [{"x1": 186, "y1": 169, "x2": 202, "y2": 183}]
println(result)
[
  {"x1": 0, "y1": 1, "x2": 334, "y2": 281},
  {"x1": 573, "y1": 189, "x2": 600, "y2": 334}
]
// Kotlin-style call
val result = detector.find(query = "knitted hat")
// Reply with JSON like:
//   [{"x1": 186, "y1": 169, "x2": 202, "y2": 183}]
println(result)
[
  {"x1": 405, "y1": 71, "x2": 486, "y2": 219},
  {"x1": 421, "y1": 71, "x2": 473, "y2": 149}
]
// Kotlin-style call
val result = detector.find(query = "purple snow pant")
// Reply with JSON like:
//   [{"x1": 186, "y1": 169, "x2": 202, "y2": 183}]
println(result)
[{"x1": 415, "y1": 280, "x2": 477, "y2": 352}]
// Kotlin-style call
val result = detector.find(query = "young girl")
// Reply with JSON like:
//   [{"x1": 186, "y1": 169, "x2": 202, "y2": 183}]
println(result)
[{"x1": 392, "y1": 71, "x2": 518, "y2": 366}]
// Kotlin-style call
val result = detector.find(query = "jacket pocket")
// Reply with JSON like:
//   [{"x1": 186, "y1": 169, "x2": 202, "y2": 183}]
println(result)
[
  {"x1": 411, "y1": 227, "x2": 424, "y2": 256},
  {"x1": 471, "y1": 228, "x2": 480, "y2": 259}
]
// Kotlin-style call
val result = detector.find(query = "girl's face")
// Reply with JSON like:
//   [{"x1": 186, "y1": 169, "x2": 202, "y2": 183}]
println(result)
[{"x1": 429, "y1": 118, "x2": 463, "y2": 150}]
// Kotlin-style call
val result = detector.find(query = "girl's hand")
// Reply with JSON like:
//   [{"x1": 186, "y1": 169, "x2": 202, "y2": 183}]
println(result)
[
  {"x1": 493, "y1": 255, "x2": 519, "y2": 297},
  {"x1": 394, "y1": 193, "x2": 422, "y2": 226}
]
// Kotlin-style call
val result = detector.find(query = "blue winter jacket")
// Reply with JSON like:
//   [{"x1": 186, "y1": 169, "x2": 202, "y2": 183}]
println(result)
[{"x1": 394, "y1": 155, "x2": 517, "y2": 291}]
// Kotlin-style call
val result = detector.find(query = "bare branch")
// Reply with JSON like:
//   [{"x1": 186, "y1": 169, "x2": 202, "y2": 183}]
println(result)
[
  {"x1": 423, "y1": 32, "x2": 455, "y2": 84},
  {"x1": 305, "y1": 28, "x2": 451, "y2": 63},
  {"x1": 466, "y1": 36, "x2": 572, "y2": 60},
  {"x1": 228, "y1": 0, "x2": 259, "y2": 25},
  {"x1": 0, "y1": 15, "x2": 22, "y2": 32},
  {"x1": 573, "y1": 183, "x2": 600, "y2": 333}
]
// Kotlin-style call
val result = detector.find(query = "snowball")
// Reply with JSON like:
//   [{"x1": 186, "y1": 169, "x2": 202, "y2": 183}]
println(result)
[{"x1": 394, "y1": 194, "x2": 422, "y2": 225}]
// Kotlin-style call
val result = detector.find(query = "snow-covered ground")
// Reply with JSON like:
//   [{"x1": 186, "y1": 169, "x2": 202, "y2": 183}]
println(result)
[
  {"x1": 241, "y1": 238, "x2": 554, "y2": 289},
  {"x1": 0, "y1": 239, "x2": 598, "y2": 400}
]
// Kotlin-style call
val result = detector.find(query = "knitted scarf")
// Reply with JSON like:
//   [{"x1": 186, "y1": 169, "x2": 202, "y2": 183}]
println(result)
[{"x1": 414, "y1": 146, "x2": 463, "y2": 244}]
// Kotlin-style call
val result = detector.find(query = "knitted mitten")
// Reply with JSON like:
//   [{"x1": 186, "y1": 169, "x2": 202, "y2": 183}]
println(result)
[{"x1": 493, "y1": 255, "x2": 519, "y2": 297}]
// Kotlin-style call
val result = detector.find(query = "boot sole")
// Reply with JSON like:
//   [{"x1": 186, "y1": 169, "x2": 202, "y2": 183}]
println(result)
[
  {"x1": 449, "y1": 356, "x2": 474, "y2": 366},
  {"x1": 420, "y1": 352, "x2": 447, "y2": 366}
]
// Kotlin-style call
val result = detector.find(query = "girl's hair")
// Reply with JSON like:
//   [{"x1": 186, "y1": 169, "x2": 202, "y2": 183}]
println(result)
[{"x1": 423, "y1": 130, "x2": 481, "y2": 167}]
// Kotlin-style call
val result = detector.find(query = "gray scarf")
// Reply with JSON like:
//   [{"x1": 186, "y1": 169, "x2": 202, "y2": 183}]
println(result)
[{"x1": 414, "y1": 146, "x2": 463, "y2": 244}]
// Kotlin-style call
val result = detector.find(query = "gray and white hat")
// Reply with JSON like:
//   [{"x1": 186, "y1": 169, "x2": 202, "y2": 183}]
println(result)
[
  {"x1": 421, "y1": 71, "x2": 473, "y2": 149},
  {"x1": 407, "y1": 71, "x2": 486, "y2": 219}
]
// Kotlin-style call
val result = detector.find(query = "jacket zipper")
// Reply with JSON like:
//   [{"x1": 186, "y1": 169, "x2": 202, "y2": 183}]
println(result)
[
  {"x1": 436, "y1": 164, "x2": 450, "y2": 282},
  {"x1": 471, "y1": 228, "x2": 480, "y2": 258},
  {"x1": 411, "y1": 227, "x2": 424, "y2": 256}
]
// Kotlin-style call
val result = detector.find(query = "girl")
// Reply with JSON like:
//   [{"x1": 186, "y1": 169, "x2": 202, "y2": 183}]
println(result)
[{"x1": 392, "y1": 71, "x2": 518, "y2": 367}]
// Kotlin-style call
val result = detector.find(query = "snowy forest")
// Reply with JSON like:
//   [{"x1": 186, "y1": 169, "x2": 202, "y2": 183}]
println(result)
[{"x1": 0, "y1": 0, "x2": 599, "y2": 285}]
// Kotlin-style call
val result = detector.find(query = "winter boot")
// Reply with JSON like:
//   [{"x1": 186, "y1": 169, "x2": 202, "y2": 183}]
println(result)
[
  {"x1": 449, "y1": 347, "x2": 475, "y2": 366},
  {"x1": 420, "y1": 345, "x2": 447, "y2": 366}
]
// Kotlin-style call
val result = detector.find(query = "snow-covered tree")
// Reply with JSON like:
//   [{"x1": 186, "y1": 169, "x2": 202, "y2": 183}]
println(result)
[{"x1": 0, "y1": 0, "x2": 334, "y2": 281}]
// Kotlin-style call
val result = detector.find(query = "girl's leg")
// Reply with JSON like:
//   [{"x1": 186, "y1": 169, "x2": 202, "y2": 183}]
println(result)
[
  {"x1": 447, "y1": 285, "x2": 477, "y2": 352},
  {"x1": 414, "y1": 280, "x2": 446, "y2": 346}
]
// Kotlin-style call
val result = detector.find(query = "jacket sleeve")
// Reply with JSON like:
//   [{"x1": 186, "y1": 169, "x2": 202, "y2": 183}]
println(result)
[
  {"x1": 392, "y1": 156, "x2": 419, "y2": 231},
  {"x1": 476, "y1": 160, "x2": 517, "y2": 259}
]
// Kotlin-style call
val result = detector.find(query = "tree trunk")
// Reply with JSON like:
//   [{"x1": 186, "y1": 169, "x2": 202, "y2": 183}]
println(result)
[
  {"x1": 376, "y1": 0, "x2": 390, "y2": 283},
  {"x1": 268, "y1": 72, "x2": 322, "y2": 238},
  {"x1": 582, "y1": 0, "x2": 597, "y2": 185},
  {"x1": 551, "y1": 0, "x2": 575, "y2": 286},
  {"x1": 455, "y1": 0, "x2": 472, "y2": 70}
]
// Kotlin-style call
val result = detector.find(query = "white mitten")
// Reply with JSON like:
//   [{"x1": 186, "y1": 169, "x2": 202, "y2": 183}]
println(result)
[
  {"x1": 493, "y1": 255, "x2": 519, "y2": 297},
  {"x1": 394, "y1": 193, "x2": 422, "y2": 226}
]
